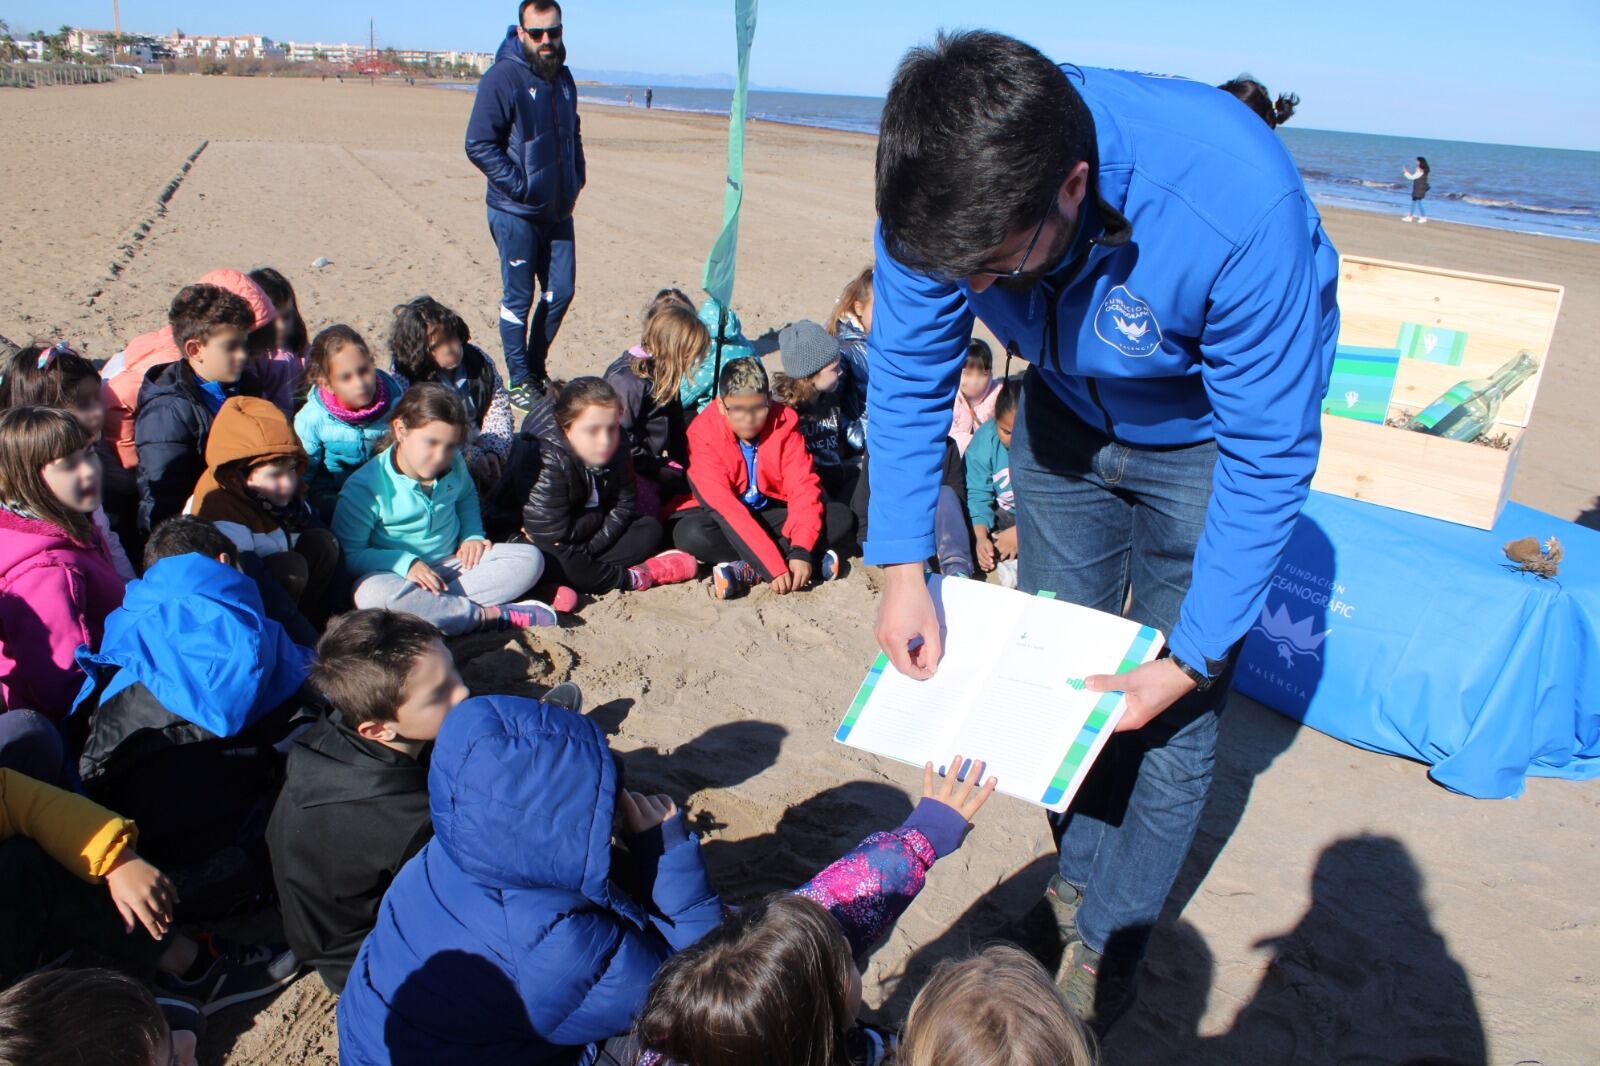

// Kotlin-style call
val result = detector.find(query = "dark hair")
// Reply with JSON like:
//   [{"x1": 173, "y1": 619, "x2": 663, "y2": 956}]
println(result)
[
  {"x1": 519, "y1": 0, "x2": 562, "y2": 26},
  {"x1": 554, "y1": 376, "x2": 621, "y2": 432},
  {"x1": 386, "y1": 382, "x2": 471, "y2": 446},
  {"x1": 642, "y1": 287, "x2": 694, "y2": 326},
  {"x1": 1218, "y1": 75, "x2": 1298, "y2": 128},
  {"x1": 0, "y1": 343, "x2": 101, "y2": 413},
  {"x1": 995, "y1": 378, "x2": 1020, "y2": 421},
  {"x1": 718, "y1": 357, "x2": 769, "y2": 399},
  {"x1": 964, "y1": 338, "x2": 994, "y2": 373},
  {"x1": 305, "y1": 324, "x2": 372, "y2": 387},
  {"x1": 143, "y1": 514, "x2": 235, "y2": 570},
  {"x1": 311, "y1": 609, "x2": 444, "y2": 728},
  {"x1": 1416, "y1": 156, "x2": 1430, "y2": 175},
  {"x1": 249, "y1": 266, "x2": 309, "y2": 356},
  {"x1": 389, "y1": 296, "x2": 471, "y2": 382},
  {"x1": 877, "y1": 31, "x2": 1086, "y2": 277},
  {"x1": 0, "y1": 967, "x2": 169, "y2": 1066},
  {"x1": 637, "y1": 895, "x2": 856, "y2": 1066},
  {"x1": 169, "y1": 283, "x2": 254, "y2": 356},
  {"x1": 0, "y1": 406, "x2": 96, "y2": 543}
]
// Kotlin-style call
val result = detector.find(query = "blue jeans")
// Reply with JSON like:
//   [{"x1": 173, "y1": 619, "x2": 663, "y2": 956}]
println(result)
[
  {"x1": 1011, "y1": 368, "x2": 1231, "y2": 960},
  {"x1": 487, "y1": 207, "x2": 576, "y2": 387},
  {"x1": 1411, "y1": 198, "x2": 1427, "y2": 217}
]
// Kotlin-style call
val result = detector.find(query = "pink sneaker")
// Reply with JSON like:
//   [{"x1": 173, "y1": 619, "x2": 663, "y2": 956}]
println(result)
[
  {"x1": 549, "y1": 585, "x2": 580, "y2": 613},
  {"x1": 641, "y1": 550, "x2": 699, "y2": 587}
]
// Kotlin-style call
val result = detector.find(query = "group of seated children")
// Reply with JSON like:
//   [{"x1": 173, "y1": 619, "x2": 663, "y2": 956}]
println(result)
[{"x1": 0, "y1": 259, "x2": 1054, "y2": 1064}]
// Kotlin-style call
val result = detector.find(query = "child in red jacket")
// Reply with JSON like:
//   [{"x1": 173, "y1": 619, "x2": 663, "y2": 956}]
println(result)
[{"x1": 671, "y1": 359, "x2": 855, "y2": 600}]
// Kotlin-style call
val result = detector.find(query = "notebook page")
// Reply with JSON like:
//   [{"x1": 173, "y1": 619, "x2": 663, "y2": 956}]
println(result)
[
  {"x1": 944, "y1": 592, "x2": 1163, "y2": 811},
  {"x1": 834, "y1": 576, "x2": 1016, "y2": 770}
]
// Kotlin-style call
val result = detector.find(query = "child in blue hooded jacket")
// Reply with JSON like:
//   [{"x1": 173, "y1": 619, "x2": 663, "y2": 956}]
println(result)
[
  {"x1": 336, "y1": 694, "x2": 723, "y2": 1066},
  {"x1": 70, "y1": 516, "x2": 313, "y2": 905}
]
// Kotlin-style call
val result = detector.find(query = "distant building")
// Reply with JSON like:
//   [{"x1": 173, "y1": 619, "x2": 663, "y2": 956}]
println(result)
[{"x1": 165, "y1": 32, "x2": 285, "y2": 60}]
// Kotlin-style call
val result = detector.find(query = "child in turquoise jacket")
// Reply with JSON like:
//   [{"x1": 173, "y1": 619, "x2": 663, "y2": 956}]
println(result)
[{"x1": 965, "y1": 382, "x2": 1018, "y2": 585}]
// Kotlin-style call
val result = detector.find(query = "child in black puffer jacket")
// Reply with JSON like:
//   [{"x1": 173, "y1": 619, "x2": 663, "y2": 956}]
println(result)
[{"x1": 513, "y1": 378, "x2": 699, "y2": 600}]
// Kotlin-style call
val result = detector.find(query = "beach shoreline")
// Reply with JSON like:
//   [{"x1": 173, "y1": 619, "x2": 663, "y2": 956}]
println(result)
[{"x1": 2, "y1": 76, "x2": 1597, "y2": 1065}]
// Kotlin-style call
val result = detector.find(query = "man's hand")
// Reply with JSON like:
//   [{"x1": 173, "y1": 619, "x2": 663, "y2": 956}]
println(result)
[
  {"x1": 974, "y1": 525, "x2": 996, "y2": 572},
  {"x1": 875, "y1": 562, "x2": 942, "y2": 679},
  {"x1": 455, "y1": 539, "x2": 490, "y2": 571},
  {"x1": 104, "y1": 851, "x2": 177, "y2": 939},
  {"x1": 1088, "y1": 657, "x2": 1199, "y2": 733},
  {"x1": 406, "y1": 559, "x2": 447, "y2": 594},
  {"x1": 994, "y1": 525, "x2": 1019, "y2": 561},
  {"x1": 788, "y1": 558, "x2": 813, "y2": 590}
]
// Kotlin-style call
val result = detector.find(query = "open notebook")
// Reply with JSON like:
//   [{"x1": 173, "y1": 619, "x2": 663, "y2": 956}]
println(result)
[{"x1": 835, "y1": 575, "x2": 1164, "y2": 812}]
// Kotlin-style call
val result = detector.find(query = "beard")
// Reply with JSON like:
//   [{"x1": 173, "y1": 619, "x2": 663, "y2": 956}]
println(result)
[{"x1": 525, "y1": 39, "x2": 567, "y2": 81}]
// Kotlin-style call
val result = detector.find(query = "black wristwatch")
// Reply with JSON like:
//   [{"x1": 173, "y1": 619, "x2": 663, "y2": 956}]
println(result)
[{"x1": 1170, "y1": 654, "x2": 1220, "y2": 692}]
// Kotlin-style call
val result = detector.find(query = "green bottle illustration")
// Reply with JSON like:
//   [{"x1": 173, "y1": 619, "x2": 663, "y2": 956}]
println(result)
[{"x1": 1408, "y1": 351, "x2": 1539, "y2": 442}]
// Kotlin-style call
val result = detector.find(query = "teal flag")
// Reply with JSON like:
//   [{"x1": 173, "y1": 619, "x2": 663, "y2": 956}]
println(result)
[{"x1": 702, "y1": 0, "x2": 758, "y2": 308}]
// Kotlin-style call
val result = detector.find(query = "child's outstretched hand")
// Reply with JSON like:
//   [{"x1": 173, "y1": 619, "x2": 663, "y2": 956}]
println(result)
[
  {"x1": 104, "y1": 850, "x2": 178, "y2": 940},
  {"x1": 619, "y1": 790, "x2": 678, "y2": 835},
  {"x1": 924, "y1": 753, "x2": 998, "y2": 822}
]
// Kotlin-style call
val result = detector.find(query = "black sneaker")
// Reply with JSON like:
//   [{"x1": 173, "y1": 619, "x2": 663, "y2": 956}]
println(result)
[
  {"x1": 543, "y1": 681, "x2": 583, "y2": 714},
  {"x1": 159, "y1": 937, "x2": 301, "y2": 1016},
  {"x1": 155, "y1": 993, "x2": 207, "y2": 1040},
  {"x1": 508, "y1": 381, "x2": 544, "y2": 410}
]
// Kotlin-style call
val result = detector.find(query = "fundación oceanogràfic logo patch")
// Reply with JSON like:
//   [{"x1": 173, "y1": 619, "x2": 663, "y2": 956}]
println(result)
[{"x1": 1093, "y1": 284, "x2": 1162, "y2": 358}]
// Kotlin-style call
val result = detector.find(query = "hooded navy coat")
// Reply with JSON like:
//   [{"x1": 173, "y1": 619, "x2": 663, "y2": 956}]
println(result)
[
  {"x1": 336, "y1": 695, "x2": 722, "y2": 1065},
  {"x1": 465, "y1": 29, "x2": 586, "y2": 224}
]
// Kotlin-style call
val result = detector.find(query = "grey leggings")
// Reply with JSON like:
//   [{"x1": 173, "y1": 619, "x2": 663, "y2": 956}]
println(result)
[{"x1": 352, "y1": 542, "x2": 544, "y2": 635}]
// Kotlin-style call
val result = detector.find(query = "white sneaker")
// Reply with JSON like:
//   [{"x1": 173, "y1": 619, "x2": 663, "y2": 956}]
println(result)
[
  {"x1": 1416, "y1": 217, "x2": 1428, "y2": 224},
  {"x1": 996, "y1": 559, "x2": 1020, "y2": 590},
  {"x1": 1402, "y1": 215, "x2": 1413, "y2": 222}
]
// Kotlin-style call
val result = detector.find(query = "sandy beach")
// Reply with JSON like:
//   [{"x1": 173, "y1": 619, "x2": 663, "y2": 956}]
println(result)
[{"x1": 3, "y1": 75, "x2": 1597, "y2": 1065}]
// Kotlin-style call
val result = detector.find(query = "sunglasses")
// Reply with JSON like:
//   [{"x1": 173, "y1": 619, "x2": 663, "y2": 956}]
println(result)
[{"x1": 521, "y1": 23, "x2": 563, "y2": 41}]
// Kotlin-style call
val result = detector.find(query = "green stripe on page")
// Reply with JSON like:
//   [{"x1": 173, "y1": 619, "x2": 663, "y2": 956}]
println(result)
[
  {"x1": 835, "y1": 653, "x2": 890, "y2": 742},
  {"x1": 1041, "y1": 625, "x2": 1160, "y2": 806}
]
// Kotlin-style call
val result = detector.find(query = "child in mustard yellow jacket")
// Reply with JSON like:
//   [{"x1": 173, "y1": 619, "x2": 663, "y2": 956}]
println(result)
[{"x1": 0, "y1": 769, "x2": 294, "y2": 1013}]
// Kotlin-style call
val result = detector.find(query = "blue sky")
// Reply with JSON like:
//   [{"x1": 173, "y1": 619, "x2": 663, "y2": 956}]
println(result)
[{"x1": 9, "y1": 0, "x2": 1599, "y2": 149}]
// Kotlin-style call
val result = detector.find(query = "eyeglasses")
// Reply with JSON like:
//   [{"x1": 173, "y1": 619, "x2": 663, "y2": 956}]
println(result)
[
  {"x1": 521, "y1": 23, "x2": 563, "y2": 41},
  {"x1": 973, "y1": 206, "x2": 1052, "y2": 281}
]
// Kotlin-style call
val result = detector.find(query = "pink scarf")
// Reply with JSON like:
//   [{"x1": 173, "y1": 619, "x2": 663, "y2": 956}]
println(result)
[{"x1": 318, "y1": 374, "x2": 391, "y2": 425}]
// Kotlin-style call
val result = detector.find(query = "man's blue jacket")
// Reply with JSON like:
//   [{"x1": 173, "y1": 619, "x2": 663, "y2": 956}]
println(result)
[{"x1": 866, "y1": 65, "x2": 1340, "y2": 672}]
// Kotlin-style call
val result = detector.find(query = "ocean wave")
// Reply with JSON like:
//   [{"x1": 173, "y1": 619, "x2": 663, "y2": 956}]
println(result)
[{"x1": 1445, "y1": 193, "x2": 1594, "y2": 216}]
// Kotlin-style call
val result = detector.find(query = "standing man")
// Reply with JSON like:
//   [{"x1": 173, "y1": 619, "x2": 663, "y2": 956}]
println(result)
[
  {"x1": 867, "y1": 32, "x2": 1339, "y2": 1028},
  {"x1": 466, "y1": 0, "x2": 585, "y2": 408},
  {"x1": 645, "y1": 87, "x2": 653, "y2": 110}
]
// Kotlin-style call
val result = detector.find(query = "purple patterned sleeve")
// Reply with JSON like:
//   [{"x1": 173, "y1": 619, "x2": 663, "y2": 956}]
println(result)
[{"x1": 792, "y1": 798, "x2": 968, "y2": 958}]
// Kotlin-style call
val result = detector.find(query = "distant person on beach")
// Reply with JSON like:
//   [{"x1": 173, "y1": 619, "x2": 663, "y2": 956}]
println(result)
[
  {"x1": 867, "y1": 32, "x2": 1339, "y2": 1030},
  {"x1": 1404, "y1": 156, "x2": 1431, "y2": 222},
  {"x1": 626, "y1": 92, "x2": 634, "y2": 107},
  {"x1": 1218, "y1": 74, "x2": 1298, "y2": 128},
  {"x1": 646, "y1": 87, "x2": 654, "y2": 109},
  {"x1": 465, "y1": 0, "x2": 585, "y2": 408}
]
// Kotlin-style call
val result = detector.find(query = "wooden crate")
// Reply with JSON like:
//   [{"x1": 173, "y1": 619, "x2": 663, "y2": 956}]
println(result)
[{"x1": 1310, "y1": 256, "x2": 1564, "y2": 528}]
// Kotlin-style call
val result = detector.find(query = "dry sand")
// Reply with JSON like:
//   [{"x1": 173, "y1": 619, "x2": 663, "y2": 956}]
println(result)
[{"x1": 2, "y1": 76, "x2": 1596, "y2": 1065}]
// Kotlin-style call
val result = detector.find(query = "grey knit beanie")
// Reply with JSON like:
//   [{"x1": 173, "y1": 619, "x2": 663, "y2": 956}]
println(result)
[{"x1": 778, "y1": 319, "x2": 839, "y2": 381}]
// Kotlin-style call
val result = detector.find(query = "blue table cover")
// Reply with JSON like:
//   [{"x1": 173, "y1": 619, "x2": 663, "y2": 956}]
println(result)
[{"x1": 1235, "y1": 492, "x2": 1600, "y2": 798}]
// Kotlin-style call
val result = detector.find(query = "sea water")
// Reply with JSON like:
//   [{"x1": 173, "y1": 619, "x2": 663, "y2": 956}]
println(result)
[{"x1": 436, "y1": 82, "x2": 1599, "y2": 243}]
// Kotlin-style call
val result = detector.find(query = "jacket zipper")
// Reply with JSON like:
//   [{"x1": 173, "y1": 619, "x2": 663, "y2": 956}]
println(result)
[{"x1": 1040, "y1": 278, "x2": 1116, "y2": 440}]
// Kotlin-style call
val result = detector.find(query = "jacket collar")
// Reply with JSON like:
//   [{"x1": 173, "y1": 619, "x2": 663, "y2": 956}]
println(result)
[{"x1": 1062, "y1": 64, "x2": 1133, "y2": 253}]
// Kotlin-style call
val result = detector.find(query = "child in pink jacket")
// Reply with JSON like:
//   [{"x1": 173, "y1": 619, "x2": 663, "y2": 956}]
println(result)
[
  {"x1": 0, "y1": 408, "x2": 125, "y2": 720},
  {"x1": 950, "y1": 339, "x2": 1002, "y2": 455}
]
